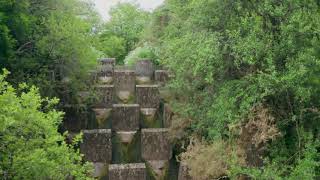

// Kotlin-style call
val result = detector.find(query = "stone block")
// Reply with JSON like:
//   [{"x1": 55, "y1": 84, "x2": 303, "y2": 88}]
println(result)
[
  {"x1": 98, "y1": 58, "x2": 115, "y2": 77},
  {"x1": 80, "y1": 129, "x2": 112, "y2": 163},
  {"x1": 114, "y1": 70, "x2": 136, "y2": 103},
  {"x1": 94, "y1": 85, "x2": 114, "y2": 108},
  {"x1": 135, "y1": 59, "x2": 154, "y2": 78},
  {"x1": 155, "y1": 70, "x2": 169, "y2": 86},
  {"x1": 112, "y1": 104, "x2": 140, "y2": 131},
  {"x1": 141, "y1": 129, "x2": 172, "y2": 161},
  {"x1": 136, "y1": 85, "x2": 160, "y2": 108},
  {"x1": 109, "y1": 163, "x2": 146, "y2": 180}
]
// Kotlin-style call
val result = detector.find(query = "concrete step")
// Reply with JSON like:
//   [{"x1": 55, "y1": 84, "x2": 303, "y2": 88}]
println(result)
[
  {"x1": 94, "y1": 85, "x2": 114, "y2": 108},
  {"x1": 136, "y1": 85, "x2": 160, "y2": 108},
  {"x1": 109, "y1": 163, "x2": 146, "y2": 180},
  {"x1": 114, "y1": 70, "x2": 136, "y2": 103},
  {"x1": 112, "y1": 104, "x2": 140, "y2": 131},
  {"x1": 97, "y1": 58, "x2": 115, "y2": 84},
  {"x1": 135, "y1": 59, "x2": 155, "y2": 84},
  {"x1": 141, "y1": 129, "x2": 172, "y2": 179},
  {"x1": 141, "y1": 128, "x2": 172, "y2": 161},
  {"x1": 80, "y1": 129, "x2": 112, "y2": 163}
]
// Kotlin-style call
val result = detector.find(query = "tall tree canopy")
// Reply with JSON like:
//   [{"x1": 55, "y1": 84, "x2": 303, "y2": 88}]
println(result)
[
  {"x1": 143, "y1": 0, "x2": 320, "y2": 179},
  {"x1": 0, "y1": 0, "x2": 100, "y2": 101},
  {"x1": 97, "y1": 3, "x2": 150, "y2": 63}
]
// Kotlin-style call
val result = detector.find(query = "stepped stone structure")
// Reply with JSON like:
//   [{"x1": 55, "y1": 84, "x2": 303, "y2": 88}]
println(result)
[{"x1": 75, "y1": 58, "x2": 184, "y2": 179}]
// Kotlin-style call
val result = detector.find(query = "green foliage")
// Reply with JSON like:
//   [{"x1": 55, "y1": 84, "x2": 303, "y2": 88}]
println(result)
[
  {"x1": 124, "y1": 44, "x2": 158, "y2": 66},
  {"x1": 97, "y1": 3, "x2": 150, "y2": 64},
  {"x1": 144, "y1": 0, "x2": 320, "y2": 178},
  {"x1": 0, "y1": 0, "x2": 100, "y2": 103},
  {"x1": 0, "y1": 70, "x2": 92, "y2": 179}
]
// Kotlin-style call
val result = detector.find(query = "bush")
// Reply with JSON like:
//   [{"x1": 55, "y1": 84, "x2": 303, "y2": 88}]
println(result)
[
  {"x1": 0, "y1": 70, "x2": 92, "y2": 179},
  {"x1": 124, "y1": 45, "x2": 158, "y2": 66}
]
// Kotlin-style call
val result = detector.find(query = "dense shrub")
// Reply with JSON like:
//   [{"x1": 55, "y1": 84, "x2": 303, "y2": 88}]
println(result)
[
  {"x1": 0, "y1": 70, "x2": 92, "y2": 179},
  {"x1": 124, "y1": 44, "x2": 158, "y2": 66},
  {"x1": 144, "y1": 0, "x2": 320, "y2": 178}
]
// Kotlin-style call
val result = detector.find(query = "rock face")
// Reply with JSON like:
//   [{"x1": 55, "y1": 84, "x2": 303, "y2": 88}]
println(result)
[
  {"x1": 141, "y1": 128, "x2": 172, "y2": 161},
  {"x1": 80, "y1": 129, "x2": 112, "y2": 163},
  {"x1": 109, "y1": 163, "x2": 146, "y2": 180},
  {"x1": 136, "y1": 85, "x2": 160, "y2": 108},
  {"x1": 112, "y1": 104, "x2": 140, "y2": 131}
]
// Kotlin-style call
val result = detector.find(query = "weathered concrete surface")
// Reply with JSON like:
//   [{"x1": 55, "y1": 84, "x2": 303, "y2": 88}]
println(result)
[
  {"x1": 147, "y1": 160, "x2": 169, "y2": 180},
  {"x1": 94, "y1": 85, "x2": 114, "y2": 108},
  {"x1": 98, "y1": 58, "x2": 115, "y2": 76},
  {"x1": 135, "y1": 59, "x2": 154, "y2": 78},
  {"x1": 116, "y1": 131, "x2": 137, "y2": 144},
  {"x1": 141, "y1": 128, "x2": 172, "y2": 161},
  {"x1": 114, "y1": 70, "x2": 136, "y2": 103},
  {"x1": 178, "y1": 162, "x2": 193, "y2": 180},
  {"x1": 155, "y1": 70, "x2": 169, "y2": 86},
  {"x1": 163, "y1": 103, "x2": 174, "y2": 128},
  {"x1": 109, "y1": 163, "x2": 146, "y2": 180},
  {"x1": 136, "y1": 85, "x2": 160, "y2": 108},
  {"x1": 112, "y1": 104, "x2": 140, "y2": 131},
  {"x1": 80, "y1": 129, "x2": 112, "y2": 163},
  {"x1": 98, "y1": 58, "x2": 115, "y2": 84}
]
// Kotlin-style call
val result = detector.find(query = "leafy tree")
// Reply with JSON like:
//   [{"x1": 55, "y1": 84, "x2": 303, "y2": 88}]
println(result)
[
  {"x1": 0, "y1": 0, "x2": 100, "y2": 102},
  {"x1": 144, "y1": 0, "x2": 320, "y2": 178},
  {"x1": 0, "y1": 70, "x2": 92, "y2": 179},
  {"x1": 97, "y1": 3, "x2": 150, "y2": 63}
]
